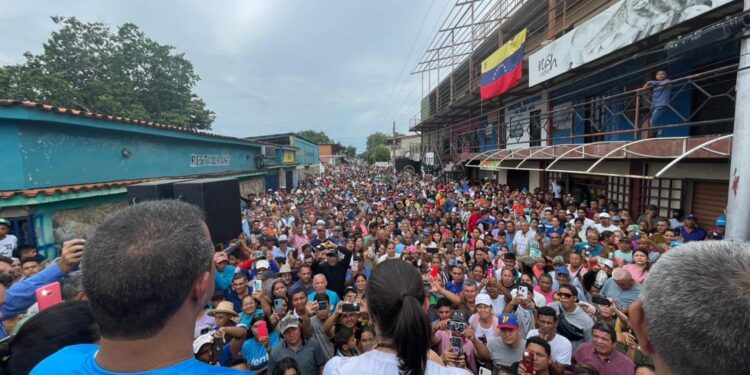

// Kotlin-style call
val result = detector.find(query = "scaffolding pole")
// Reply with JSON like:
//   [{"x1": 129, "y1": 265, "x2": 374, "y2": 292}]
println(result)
[{"x1": 726, "y1": 0, "x2": 750, "y2": 241}]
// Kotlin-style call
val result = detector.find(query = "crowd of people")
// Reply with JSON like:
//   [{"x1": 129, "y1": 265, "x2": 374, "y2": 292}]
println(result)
[{"x1": 0, "y1": 164, "x2": 745, "y2": 375}]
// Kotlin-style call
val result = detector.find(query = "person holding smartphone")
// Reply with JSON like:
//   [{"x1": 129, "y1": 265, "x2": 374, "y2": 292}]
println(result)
[{"x1": 235, "y1": 315, "x2": 280, "y2": 374}]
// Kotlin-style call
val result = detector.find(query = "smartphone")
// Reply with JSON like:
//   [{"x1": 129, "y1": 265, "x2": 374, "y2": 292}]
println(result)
[
  {"x1": 630, "y1": 224, "x2": 641, "y2": 240},
  {"x1": 566, "y1": 222, "x2": 572, "y2": 230},
  {"x1": 342, "y1": 303, "x2": 360, "y2": 313},
  {"x1": 591, "y1": 296, "x2": 611, "y2": 306},
  {"x1": 519, "y1": 285, "x2": 529, "y2": 300},
  {"x1": 257, "y1": 320, "x2": 269, "y2": 340},
  {"x1": 318, "y1": 301, "x2": 328, "y2": 311},
  {"x1": 211, "y1": 340, "x2": 223, "y2": 364},
  {"x1": 430, "y1": 265, "x2": 439, "y2": 279},
  {"x1": 522, "y1": 351, "x2": 535, "y2": 373},
  {"x1": 36, "y1": 282, "x2": 63, "y2": 311},
  {"x1": 273, "y1": 298, "x2": 284, "y2": 311},
  {"x1": 351, "y1": 260, "x2": 358, "y2": 271},
  {"x1": 478, "y1": 368, "x2": 492, "y2": 375},
  {"x1": 450, "y1": 336, "x2": 463, "y2": 356},
  {"x1": 252, "y1": 279, "x2": 263, "y2": 293},
  {"x1": 426, "y1": 247, "x2": 439, "y2": 254}
]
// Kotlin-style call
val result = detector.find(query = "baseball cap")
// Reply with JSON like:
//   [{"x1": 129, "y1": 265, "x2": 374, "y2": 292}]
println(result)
[
  {"x1": 449, "y1": 310, "x2": 468, "y2": 325},
  {"x1": 265, "y1": 236, "x2": 277, "y2": 242},
  {"x1": 599, "y1": 212, "x2": 611, "y2": 219},
  {"x1": 333, "y1": 226, "x2": 342, "y2": 231},
  {"x1": 619, "y1": 236, "x2": 631, "y2": 243},
  {"x1": 278, "y1": 234, "x2": 288, "y2": 242},
  {"x1": 213, "y1": 252, "x2": 229, "y2": 263},
  {"x1": 497, "y1": 313, "x2": 519, "y2": 330},
  {"x1": 278, "y1": 315, "x2": 301, "y2": 333},
  {"x1": 552, "y1": 256, "x2": 565, "y2": 266},
  {"x1": 600, "y1": 259, "x2": 614, "y2": 269},
  {"x1": 556, "y1": 267, "x2": 570, "y2": 276},
  {"x1": 193, "y1": 333, "x2": 214, "y2": 354},
  {"x1": 475, "y1": 294, "x2": 492, "y2": 307},
  {"x1": 255, "y1": 259, "x2": 270, "y2": 270},
  {"x1": 0, "y1": 218, "x2": 10, "y2": 227},
  {"x1": 716, "y1": 215, "x2": 726, "y2": 228},
  {"x1": 316, "y1": 220, "x2": 326, "y2": 226},
  {"x1": 611, "y1": 215, "x2": 621, "y2": 222},
  {"x1": 686, "y1": 213, "x2": 698, "y2": 221}
]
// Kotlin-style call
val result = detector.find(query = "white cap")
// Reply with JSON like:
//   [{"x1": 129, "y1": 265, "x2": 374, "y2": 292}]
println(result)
[
  {"x1": 600, "y1": 258, "x2": 614, "y2": 269},
  {"x1": 278, "y1": 234, "x2": 288, "y2": 242},
  {"x1": 476, "y1": 294, "x2": 492, "y2": 307},
  {"x1": 256, "y1": 259, "x2": 270, "y2": 270},
  {"x1": 316, "y1": 220, "x2": 326, "y2": 226},
  {"x1": 193, "y1": 333, "x2": 213, "y2": 354},
  {"x1": 599, "y1": 212, "x2": 611, "y2": 219}
]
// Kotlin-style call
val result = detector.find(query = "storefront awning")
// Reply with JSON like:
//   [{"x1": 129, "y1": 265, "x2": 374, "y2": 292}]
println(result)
[{"x1": 466, "y1": 134, "x2": 732, "y2": 179}]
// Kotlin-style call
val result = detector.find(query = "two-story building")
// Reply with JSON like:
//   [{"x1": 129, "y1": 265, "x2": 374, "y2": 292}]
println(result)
[{"x1": 412, "y1": 0, "x2": 740, "y2": 223}]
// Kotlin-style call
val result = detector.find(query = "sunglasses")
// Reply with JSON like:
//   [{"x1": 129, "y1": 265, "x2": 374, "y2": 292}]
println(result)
[{"x1": 557, "y1": 292, "x2": 574, "y2": 299}]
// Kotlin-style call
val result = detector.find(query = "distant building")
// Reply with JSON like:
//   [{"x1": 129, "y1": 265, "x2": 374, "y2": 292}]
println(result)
[
  {"x1": 318, "y1": 143, "x2": 346, "y2": 166},
  {"x1": 387, "y1": 134, "x2": 421, "y2": 162},
  {"x1": 246, "y1": 133, "x2": 321, "y2": 188}
]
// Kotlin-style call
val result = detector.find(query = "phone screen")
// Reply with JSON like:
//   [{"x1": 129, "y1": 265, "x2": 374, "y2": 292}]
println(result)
[
  {"x1": 450, "y1": 337, "x2": 463, "y2": 356},
  {"x1": 273, "y1": 299, "x2": 284, "y2": 310}
]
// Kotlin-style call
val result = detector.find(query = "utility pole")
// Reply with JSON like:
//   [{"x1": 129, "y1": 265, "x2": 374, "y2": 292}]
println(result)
[
  {"x1": 726, "y1": 0, "x2": 750, "y2": 241},
  {"x1": 392, "y1": 120, "x2": 397, "y2": 172}
]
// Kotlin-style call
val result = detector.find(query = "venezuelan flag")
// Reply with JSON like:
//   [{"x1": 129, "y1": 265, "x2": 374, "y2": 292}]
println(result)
[{"x1": 480, "y1": 29, "x2": 527, "y2": 100}]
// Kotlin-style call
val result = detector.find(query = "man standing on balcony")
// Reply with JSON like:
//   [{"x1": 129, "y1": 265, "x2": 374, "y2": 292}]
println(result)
[{"x1": 643, "y1": 70, "x2": 672, "y2": 137}]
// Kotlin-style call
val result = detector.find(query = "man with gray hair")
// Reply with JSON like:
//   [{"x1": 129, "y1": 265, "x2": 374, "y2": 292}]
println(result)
[
  {"x1": 630, "y1": 241, "x2": 750, "y2": 375},
  {"x1": 33, "y1": 200, "x2": 242, "y2": 374},
  {"x1": 599, "y1": 268, "x2": 642, "y2": 312}
]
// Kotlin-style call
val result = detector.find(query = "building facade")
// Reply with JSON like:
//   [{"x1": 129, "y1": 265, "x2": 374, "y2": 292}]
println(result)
[
  {"x1": 412, "y1": 0, "x2": 740, "y2": 223},
  {"x1": 0, "y1": 101, "x2": 298, "y2": 257}
]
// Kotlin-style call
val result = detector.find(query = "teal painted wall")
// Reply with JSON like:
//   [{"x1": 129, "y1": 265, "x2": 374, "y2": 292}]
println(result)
[
  {"x1": 0, "y1": 124, "x2": 24, "y2": 188},
  {"x1": 0, "y1": 108, "x2": 265, "y2": 190},
  {"x1": 292, "y1": 136, "x2": 320, "y2": 165}
]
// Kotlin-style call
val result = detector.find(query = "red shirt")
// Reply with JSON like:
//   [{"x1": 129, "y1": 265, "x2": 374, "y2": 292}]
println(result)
[{"x1": 573, "y1": 343, "x2": 635, "y2": 375}]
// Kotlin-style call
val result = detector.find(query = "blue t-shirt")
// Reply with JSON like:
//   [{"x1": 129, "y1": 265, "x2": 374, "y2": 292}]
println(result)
[
  {"x1": 31, "y1": 344, "x2": 248, "y2": 374},
  {"x1": 215, "y1": 265, "x2": 236, "y2": 292},
  {"x1": 242, "y1": 331, "x2": 281, "y2": 371},
  {"x1": 308, "y1": 290, "x2": 340, "y2": 313}
]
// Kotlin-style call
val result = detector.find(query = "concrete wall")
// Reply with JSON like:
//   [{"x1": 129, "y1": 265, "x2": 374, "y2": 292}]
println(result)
[
  {"x1": 239, "y1": 176, "x2": 265, "y2": 198},
  {"x1": 52, "y1": 200, "x2": 127, "y2": 242}
]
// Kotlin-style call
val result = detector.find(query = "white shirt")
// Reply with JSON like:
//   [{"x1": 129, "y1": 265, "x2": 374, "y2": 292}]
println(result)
[
  {"x1": 512, "y1": 230, "x2": 535, "y2": 256},
  {"x1": 324, "y1": 349, "x2": 471, "y2": 375},
  {"x1": 510, "y1": 288, "x2": 547, "y2": 307},
  {"x1": 0, "y1": 234, "x2": 17, "y2": 258},
  {"x1": 593, "y1": 223, "x2": 620, "y2": 233},
  {"x1": 526, "y1": 329, "x2": 572, "y2": 365}
]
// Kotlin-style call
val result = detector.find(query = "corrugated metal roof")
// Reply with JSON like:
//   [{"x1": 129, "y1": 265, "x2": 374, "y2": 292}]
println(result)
[{"x1": 0, "y1": 100, "x2": 273, "y2": 147}]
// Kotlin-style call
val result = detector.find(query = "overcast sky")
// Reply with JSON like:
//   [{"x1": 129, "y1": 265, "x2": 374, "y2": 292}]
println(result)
[{"x1": 0, "y1": 1, "x2": 450, "y2": 151}]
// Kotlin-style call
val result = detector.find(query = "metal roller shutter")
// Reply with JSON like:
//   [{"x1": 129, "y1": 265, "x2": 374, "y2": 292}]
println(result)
[{"x1": 691, "y1": 181, "x2": 728, "y2": 224}]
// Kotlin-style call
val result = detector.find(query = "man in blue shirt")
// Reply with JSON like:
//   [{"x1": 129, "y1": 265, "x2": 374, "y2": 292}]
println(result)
[
  {"x1": 679, "y1": 214, "x2": 707, "y2": 242},
  {"x1": 214, "y1": 251, "x2": 236, "y2": 293},
  {"x1": 0, "y1": 238, "x2": 83, "y2": 338},
  {"x1": 32, "y1": 200, "x2": 245, "y2": 375},
  {"x1": 643, "y1": 70, "x2": 671, "y2": 136}
]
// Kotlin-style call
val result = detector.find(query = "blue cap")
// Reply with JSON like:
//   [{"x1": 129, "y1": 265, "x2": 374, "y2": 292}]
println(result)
[
  {"x1": 669, "y1": 241, "x2": 683, "y2": 248},
  {"x1": 497, "y1": 313, "x2": 519, "y2": 329},
  {"x1": 556, "y1": 267, "x2": 570, "y2": 276},
  {"x1": 716, "y1": 215, "x2": 726, "y2": 228}
]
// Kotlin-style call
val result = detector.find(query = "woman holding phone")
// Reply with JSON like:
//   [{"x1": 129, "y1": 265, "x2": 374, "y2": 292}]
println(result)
[{"x1": 236, "y1": 315, "x2": 280, "y2": 374}]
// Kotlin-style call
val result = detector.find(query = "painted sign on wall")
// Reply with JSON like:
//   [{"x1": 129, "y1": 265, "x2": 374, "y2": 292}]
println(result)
[
  {"x1": 529, "y1": 0, "x2": 732, "y2": 86},
  {"x1": 190, "y1": 154, "x2": 231, "y2": 167}
]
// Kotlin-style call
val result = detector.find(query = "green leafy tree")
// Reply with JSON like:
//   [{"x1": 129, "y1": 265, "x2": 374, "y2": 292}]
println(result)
[
  {"x1": 297, "y1": 129, "x2": 333, "y2": 145},
  {"x1": 372, "y1": 145, "x2": 391, "y2": 162},
  {"x1": 344, "y1": 146, "x2": 357, "y2": 158},
  {"x1": 0, "y1": 16, "x2": 214, "y2": 129}
]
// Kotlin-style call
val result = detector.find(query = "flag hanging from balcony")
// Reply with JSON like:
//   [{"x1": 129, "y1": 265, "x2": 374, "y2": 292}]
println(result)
[{"x1": 480, "y1": 29, "x2": 527, "y2": 100}]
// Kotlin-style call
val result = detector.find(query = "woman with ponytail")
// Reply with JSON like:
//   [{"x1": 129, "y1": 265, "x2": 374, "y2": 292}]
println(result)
[{"x1": 323, "y1": 259, "x2": 469, "y2": 375}]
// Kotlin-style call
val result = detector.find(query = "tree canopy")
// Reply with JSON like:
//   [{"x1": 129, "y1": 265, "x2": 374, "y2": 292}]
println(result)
[
  {"x1": 296, "y1": 129, "x2": 357, "y2": 158},
  {"x1": 0, "y1": 16, "x2": 215, "y2": 129}
]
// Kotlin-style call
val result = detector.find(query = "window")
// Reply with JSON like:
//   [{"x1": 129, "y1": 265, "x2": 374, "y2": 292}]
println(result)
[
  {"x1": 640, "y1": 178, "x2": 683, "y2": 218},
  {"x1": 607, "y1": 177, "x2": 630, "y2": 210}
]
